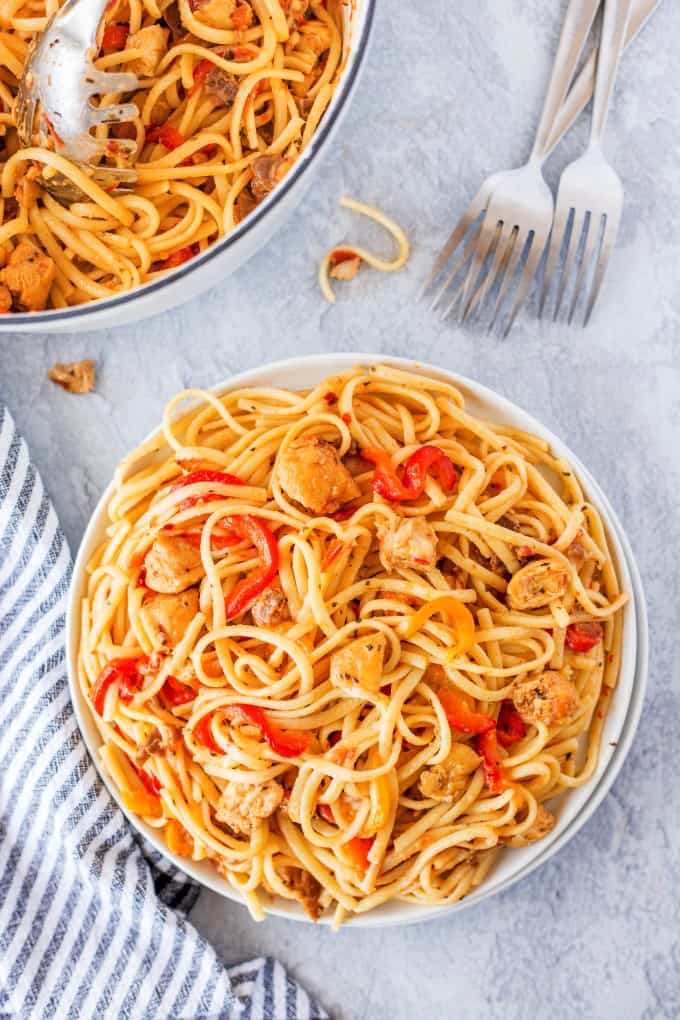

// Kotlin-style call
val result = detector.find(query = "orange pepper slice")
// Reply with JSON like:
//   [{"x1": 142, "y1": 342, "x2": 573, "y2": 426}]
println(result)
[{"x1": 401, "y1": 595, "x2": 475, "y2": 660}]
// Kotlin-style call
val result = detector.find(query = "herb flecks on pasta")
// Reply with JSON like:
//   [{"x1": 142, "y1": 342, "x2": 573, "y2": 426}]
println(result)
[
  {"x1": 0, "y1": 0, "x2": 345, "y2": 312},
  {"x1": 78, "y1": 365, "x2": 627, "y2": 926}
]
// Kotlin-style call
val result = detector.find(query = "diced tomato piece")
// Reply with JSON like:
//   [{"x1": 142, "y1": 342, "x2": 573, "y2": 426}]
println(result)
[
  {"x1": 565, "y1": 621, "x2": 603, "y2": 653},
  {"x1": 158, "y1": 244, "x2": 199, "y2": 270},
  {"x1": 160, "y1": 675, "x2": 195, "y2": 707},
  {"x1": 496, "y1": 701, "x2": 526, "y2": 748},
  {"x1": 102, "y1": 23, "x2": 129, "y2": 53},
  {"x1": 231, "y1": 4, "x2": 252, "y2": 30},
  {"x1": 329, "y1": 249, "x2": 356, "y2": 265},
  {"x1": 145, "y1": 125, "x2": 185, "y2": 150}
]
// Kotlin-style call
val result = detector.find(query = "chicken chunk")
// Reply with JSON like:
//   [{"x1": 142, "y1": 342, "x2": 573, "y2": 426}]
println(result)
[
  {"x1": 419, "y1": 743, "x2": 481, "y2": 801},
  {"x1": 144, "y1": 534, "x2": 203, "y2": 594},
  {"x1": 139, "y1": 588, "x2": 199, "y2": 649},
  {"x1": 505, "y1": 803, "x2": 556, "y2": 847},
  {"x1": 204, "y1": 67, "x2": 239, "y2": 107},
  {"x1": 278, "y1": 437, "x2": 360, "y2": 515},
  {"x1": 188, "y1": 0, "x2": 251, "y2": 29},
  {"x1": 566, "y1": 536, "x2": 588, "y2": 568},
  {"x1": 330, "y1": 255, "x2": 361, "y2": 281},
  {"x1": 0, "y1": 242, "x2": 55, "y2": 312},
  {"x1": 506, "y1": 557, "x2": 570, "y2": 611},
  {"x1": 0, "y1": 284, "x2": 12, "y2": 313},
  {"x1": 329, "y1": 632, "x2": 387, "y2": 693},
  {"x1": 125, "y1": 25, "x2": 169, "y2": 77},
  {"x1": 251, "y1": 585, "x2": 290, "y2": 627},
  {"x1": 235, "y1": 188, "x2": 256, "y2": 224},
  {"x1": 281, "y1": 866, "x2": 323, "y2": 921},
  {"x1": 512, "y1": 670, "x2": 581, "y2": 727},
  {"x1": 48, "y1": 359, "x2": 95, "y2": 394},
  {"x1": 376, "y1": 515, "x2": 438, "y2": 572},
  {"x1": 215, "y1": 779, "x2": 283, "y2": 835},
  {"x1": 250, "y1": 155, "x2": 294, "y2": 203}
]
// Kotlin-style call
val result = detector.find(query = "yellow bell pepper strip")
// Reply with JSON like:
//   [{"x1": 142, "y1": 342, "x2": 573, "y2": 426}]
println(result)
[
  {"x1": 401, "y1": 595, "x2": 475, "y2": 660},
  {"x1": 364, "y1": 748, "x2": 392, "y2": 836},
  {"x1": 165, "y1": 819, "x2": 194, "y2": 858},
  {"x1": 120, "y1": 789, "x2": 163, "y2": 819}
]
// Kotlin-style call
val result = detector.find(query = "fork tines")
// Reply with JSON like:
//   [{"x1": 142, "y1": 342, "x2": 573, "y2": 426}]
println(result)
[
  {"x1": 423, "y1": 193, "x2": 547, "y2": 338},
  {"x1": 539, "y1": 199, "x2": 622, "y2": 327}
]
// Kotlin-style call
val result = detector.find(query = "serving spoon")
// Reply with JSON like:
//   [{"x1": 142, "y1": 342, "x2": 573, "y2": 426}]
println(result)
[{"x1": 16, "y1": 0, "x2": 139, "y2": 202}]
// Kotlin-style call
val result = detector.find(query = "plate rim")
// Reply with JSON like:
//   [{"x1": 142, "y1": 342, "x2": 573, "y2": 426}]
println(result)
[{"x1": 65, "y1": 353, "x2": 648, "y2": 927}]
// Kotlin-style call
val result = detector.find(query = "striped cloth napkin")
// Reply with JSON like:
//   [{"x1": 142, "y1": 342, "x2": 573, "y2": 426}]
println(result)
[{"x1": 0, "y1": 404, "x2": 327, "y2": 1020}]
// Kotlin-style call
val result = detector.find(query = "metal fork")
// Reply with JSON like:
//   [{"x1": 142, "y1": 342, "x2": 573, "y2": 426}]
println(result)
[
  {"x1": 424, "y1": 0, "x2": 600, "y2": 336},
  {"x1": 16, "y1": 0, "x2": 138, "y2": 203},
  {"x1": 540, "y1": 0, "x2": 633, "y2": 326}
]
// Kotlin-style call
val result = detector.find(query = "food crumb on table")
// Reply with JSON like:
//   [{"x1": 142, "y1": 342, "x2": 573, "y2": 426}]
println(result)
[{"x1": 48, "y1": 359, "x2": 96, "y2": 394}]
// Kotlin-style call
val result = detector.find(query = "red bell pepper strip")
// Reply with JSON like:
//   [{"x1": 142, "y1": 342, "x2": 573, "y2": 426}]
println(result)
[
  {"x1": 402, "y1": 445, "x2": 458, "y2": 495},
  {"x1": 344, "y1": 835, "x2": 374, "y2": 872},
  {"x1": 496, "y1": 701, "x2": 526, "y2": 748},
  {"x1": 102, "y1": 23, "x2": 129, "y2": 53},
  {"x1": 91, "y1": 658, "x2": 145, "y2": 716},
  {"x1": 194, "y1": 713, "x2": 223, "y2": 753},
  {"x1": 135, "y1": 764, "x2": 162, "y2": 796},
  {"x1": 145, "y1": 124, "x2": 185, "y2": 150},
  {"x1": 224, "y1": 516, "x2": 279, "y2": 618},
  {"x1": 225, "y1": 704, "x2": 312, "y2": 758},
  {"x1": 435, "y1": 688, "x2": 495, "y2": 735},
  {"x1": 160, "y1": 674, "x2": 195, "y2": 707},
  {"x1": 182, "y1": 527, "x2": 241, "y2": 551},
  {"x1": 476, "y1": 729, "x2": 511, "y2": 795},
  {"x1": 565, "y1": 621, "x2": 603, "y2": 652},
  {"x1": 362, "y1": 445, "x2": 457, "y2": 503},
  {"x1": 171, "y1": 469, "x2": 244, "y2": 491}
]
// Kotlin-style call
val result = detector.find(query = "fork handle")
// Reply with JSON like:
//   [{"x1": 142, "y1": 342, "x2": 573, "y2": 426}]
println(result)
[
  {"x1": 589, "y1": 0, "x2": 635, "y2": 143},
  {"x1": 545, "y1": 0, "x2": 660, "y2": 155},
  {"x1": 529, "y1": 0, "x2": 602, "y2": 163}
]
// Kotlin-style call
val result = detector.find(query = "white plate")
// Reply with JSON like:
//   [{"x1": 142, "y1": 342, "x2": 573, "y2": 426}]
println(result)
[{"x1": 66, "y1": 354, "x2": 648, "y2": 927}]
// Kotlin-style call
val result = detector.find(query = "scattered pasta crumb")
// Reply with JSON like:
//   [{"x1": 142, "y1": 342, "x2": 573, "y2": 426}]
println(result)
[
  {"x1": 319, "y1": 197, "x2": 410, "y2": 302},
  {"x1": 48, "y1": 359, "x2": 96, "y2": 394}
]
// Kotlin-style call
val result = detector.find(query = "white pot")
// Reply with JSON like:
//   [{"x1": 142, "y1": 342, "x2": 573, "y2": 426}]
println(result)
[{"x1": 1, "y1": 0, "x2": 377, "y2": 334}]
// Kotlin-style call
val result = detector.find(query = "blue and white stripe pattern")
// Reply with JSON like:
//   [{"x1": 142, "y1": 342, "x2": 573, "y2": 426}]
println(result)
[{"x1": 0, "y1": 405, "x2": 327, "y2": 1020}]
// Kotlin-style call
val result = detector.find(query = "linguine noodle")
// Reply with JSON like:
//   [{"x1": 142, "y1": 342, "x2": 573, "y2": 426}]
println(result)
[{"x1": 78, "y1": 364, "x2": 627, "y2": 926}]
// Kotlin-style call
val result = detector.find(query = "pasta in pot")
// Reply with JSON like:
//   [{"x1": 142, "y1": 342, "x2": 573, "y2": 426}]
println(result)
[
  {"x1": 0, "y1": 0, "x2": 346, "y2": 312},
  {"x1": 78, "y1": 364, "x2": 627, "y2": 927}
]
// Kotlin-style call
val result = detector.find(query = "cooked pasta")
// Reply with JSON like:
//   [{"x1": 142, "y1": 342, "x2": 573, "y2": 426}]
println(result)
[
  {"x1": 78, "y1": 364, "x2": 627, "y2": 926},
  {"x1": 318, "y1": 197, "x2": 410, "y2": 302},
  {"x1": 0, "y1": 0, "x2": 346, "y2": 312}
]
